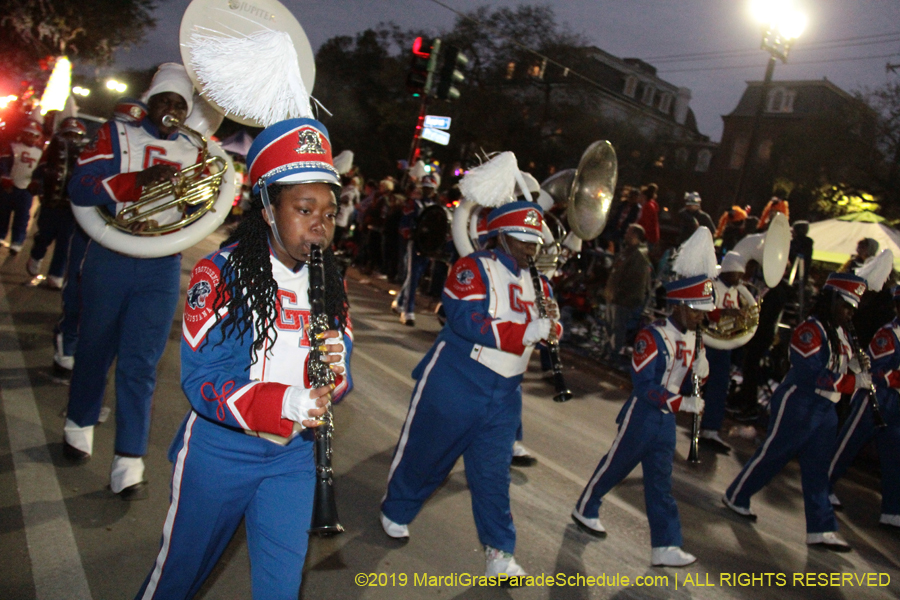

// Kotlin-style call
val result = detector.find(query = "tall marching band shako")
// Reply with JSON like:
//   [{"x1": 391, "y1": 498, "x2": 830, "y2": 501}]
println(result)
[
  {"x1": 485, "y1": 201, "x2": 545, "y2": 245},
  {"x1": 823, "y1": 272, "x2": 867, "y2": 308},
  {"x1": 667, "y1": 226, "x2": 718, "y2": 311}
]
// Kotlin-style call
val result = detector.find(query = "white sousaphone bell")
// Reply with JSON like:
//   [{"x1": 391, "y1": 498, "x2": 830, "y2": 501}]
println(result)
[
  {"x1": 701, "y1": 212, "x2": 791, "y2": 350},
  {"x1": 73, "y1": 0, "x2": 316, "y2": 258},
  {"x1": 451, "y1": 140, "x2": 618, "y2": 275}
]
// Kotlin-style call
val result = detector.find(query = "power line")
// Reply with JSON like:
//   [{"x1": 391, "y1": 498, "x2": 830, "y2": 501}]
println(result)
[
  {"x1": 658, "y1": 52, "x2": 900, "y2": 74},
  {"x1": 650, "y1": 36, "x2": 900, "y2": 65}
]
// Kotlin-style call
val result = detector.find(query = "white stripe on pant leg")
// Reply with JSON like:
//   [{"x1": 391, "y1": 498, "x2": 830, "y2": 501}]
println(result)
[
  {"x1": 828, "y1": 395, "x2": 868, "y2": 478},
  {"x1": 728, "y1": 385, "x2": 795, "y2": 503},
  {"x1": 141, "y1": 411, "x2": 197, "y2": 600},
  {"x1": 0, "y1": 278, "x2": 93, "y2": 600},
  {"x1": 576, "y1": 398, "x2": 637, "y2": 515},
  {"x1": 385, "y1": 341, "x2": 445, "y2": 487}
]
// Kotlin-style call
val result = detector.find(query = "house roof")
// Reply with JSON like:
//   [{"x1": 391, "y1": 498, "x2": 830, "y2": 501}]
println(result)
[{"x1": 725, "y1": 78, "x2": 859, "y2": 119}]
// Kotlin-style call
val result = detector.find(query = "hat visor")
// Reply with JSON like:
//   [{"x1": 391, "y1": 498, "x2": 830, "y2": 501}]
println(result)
[
  {"x1": 668, "y1": 298, "x2": 716, "y2": 312},
  {"x1": 253, "y1": 169, "x2": 340, "y2": 194},
  {"x1": 506, "y1": 231, "x2": 544, "y2": 244},
  {"x1": 836, "y1": 291, "x2": 860, "y2": 309}
]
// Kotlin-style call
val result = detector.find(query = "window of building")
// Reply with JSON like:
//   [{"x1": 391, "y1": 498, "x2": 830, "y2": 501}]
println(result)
[
  {"x1": 674, "y1": 147, "x2": 689, "y2": 169},
  {"x1": 624, "y1": 76, "x2": 638, "y2": 97},
  {"x1": 758, "y1": 138, "x2": 773, "y2": 162},
  {"x1": 505, "y1": 61, "x2": 516, "y2": 80},
  {"x1": 766, "y1": 87, "x2": 796, "y2": 113},
  {"x1": 658, "y1": 93, "x2": 672, "y2": 114},
  {"x1": 730, "y1": 136, "x2": 749, "y2": 170},
  {"x1": 642, "y1": 84, "x2": 656, "y2": 106},
  {"x1": 695, "y1": 149, "x2": 712, "y2": 172}
]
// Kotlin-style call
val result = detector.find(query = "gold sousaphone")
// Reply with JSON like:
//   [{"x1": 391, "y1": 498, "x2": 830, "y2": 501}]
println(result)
[{"x1": 701, "y1": 213, "x2": 791, "y2": 350}]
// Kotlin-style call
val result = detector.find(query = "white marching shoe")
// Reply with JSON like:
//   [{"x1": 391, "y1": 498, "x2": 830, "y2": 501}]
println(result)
[
  {"x1": 26, "y1": 256, "x2": 42, "y2": 276},
  {"x1": 511, "y1": 441, "x2": 537, "y2": 467},
  {"x1": 63, "y1": 419, "x2": 93, "y2": 462},
  {"x1": 880, "y1": 514, "x2": 900, "y2": 528},
  {"x1": 400, "y1": 312, "x2": 415, "y2": 326},
  {"x1": 651, "y1": 546, "x2": 697, "y2": 567},
  {"x1": 806, "y1": 531, "x2": 851, "y2": 552},
  {"x1": 485, "y1": 546, "x2": 526, "y2": 582},
  {"x1": 110, "y1": 455, "x2": 148, "y2": 500},
  {"x1": 380, "y1": 512, "x2": 409, "y2": 539},
  {"x1": 721, "y1": 495, "x2": 757, "y2": 520},
  {"x1": 571, "y1": 509, "x2": 606, "y2": 537}
]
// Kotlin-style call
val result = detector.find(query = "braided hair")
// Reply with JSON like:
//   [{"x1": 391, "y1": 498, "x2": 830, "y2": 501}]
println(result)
[
  {"x1": 208, "y1": 184, "x2": 350, "y2": 364},
  {"x1": 809, "y1": 287, "x2": 844, "y2": 365}
]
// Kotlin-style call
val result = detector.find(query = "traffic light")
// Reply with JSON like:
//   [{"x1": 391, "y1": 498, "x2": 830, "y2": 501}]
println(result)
[
  {"x1": 406, "y1": 37, "x2": 441, "y2": 98},
  {"x1": 435, "y1": 45, "x2": 467, "y2": 101}
]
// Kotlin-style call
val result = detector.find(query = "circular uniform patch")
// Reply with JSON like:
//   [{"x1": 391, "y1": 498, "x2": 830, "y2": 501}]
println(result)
[
  {"x1": 187, "y1": 279, "x2": 212, "y2": 310},
  {"x1": 456, "y1": 268, "x2": 475, "y2": 286}
]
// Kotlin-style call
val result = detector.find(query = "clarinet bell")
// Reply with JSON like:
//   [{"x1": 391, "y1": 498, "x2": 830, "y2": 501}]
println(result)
[{"x1": 552, "y1": 375, "x2": 573, "y2": 403}]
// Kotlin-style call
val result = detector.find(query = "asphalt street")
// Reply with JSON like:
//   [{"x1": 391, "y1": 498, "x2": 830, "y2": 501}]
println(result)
[{"x1": 1, "y1": 227, "x2": 898, "y2": 600}]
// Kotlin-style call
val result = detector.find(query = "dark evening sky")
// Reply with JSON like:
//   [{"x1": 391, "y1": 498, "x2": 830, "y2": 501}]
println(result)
[{"x1": 110, "y1": 0, "x2": 900, "y2": 141}]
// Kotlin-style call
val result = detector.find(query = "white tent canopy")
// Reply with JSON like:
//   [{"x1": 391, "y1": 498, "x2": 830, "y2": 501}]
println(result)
[{"x1": 807, "y1": 215, "x2": 900, "y2": 269}]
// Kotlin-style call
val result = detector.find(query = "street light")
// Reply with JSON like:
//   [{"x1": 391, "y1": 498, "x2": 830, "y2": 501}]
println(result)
[
  {"x1": 105, "y1": 79, "x2": 127, "y2": 93},
  {"x1": 733, "y1": 0, "x2": 807, "y2": 208}
]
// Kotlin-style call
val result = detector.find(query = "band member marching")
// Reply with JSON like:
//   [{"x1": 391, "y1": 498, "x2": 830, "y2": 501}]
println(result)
[
  {"x1": 723, "y1": 272, "x2": 872, "y2": 551},
  {"x1": 698, "y1": 250, "x2": 755, "y2": 453},
  {"x1": 829, "y1": 262, "x2": 899, "y2": 529},
  {"x1": 136, "y1": 118, "x2": 353, "y2": 599},
  {"x1": 380, "y1": 152, "x2": 559, "y2": 582},
  {"x1": 571, "y1": 227, "x2": 715, "y2": 567}
]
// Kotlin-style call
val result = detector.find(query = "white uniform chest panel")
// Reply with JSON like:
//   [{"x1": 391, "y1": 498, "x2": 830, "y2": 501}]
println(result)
[
  {"x1": 115, "y1": 122, "x2": 199, "y2": 223},
  {"x1": 713, "y1": 280, "x2": 740, "y2": 309},
  {"x1": 654, "y1": 321, "x2": 695, "y2": 394},
  {"x1": 248, "y1": 258, "x2": 313, "y2": 387},
  {"x1": 10, "y1": 143, "x2": 42, "y2": 189}
]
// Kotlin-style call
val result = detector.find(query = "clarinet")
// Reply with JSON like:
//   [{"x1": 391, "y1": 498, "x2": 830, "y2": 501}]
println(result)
[
  {"x1": 846, "y1": 322, "x2": 888, "y2": 430},
  {"x1": 687, "y1": 326, "x2": 703, "y2": 463},
  {"x1": 527, "y1": 258, "x2": 573, "y2": 402},
  {"x1": 307, "y1": 244, "x2": 345, "y2": 535}
]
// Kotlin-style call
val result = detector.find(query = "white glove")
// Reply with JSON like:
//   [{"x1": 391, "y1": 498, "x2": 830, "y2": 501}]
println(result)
[
  {"x1": 680, "y1": 395, "x2": 705, "y2": 414},
  {"x1": 282, "y1": 385, "x2": 322, "y2": 426},
  {"x1": 523, "y1": 318, "x2": 552, "y2": 346},
  {"x1": 855, "y1": 372, "x2": 873, "y2": 390},
  {"x1": 849, "y1": 354, "x2": 870, "y2": 373}
]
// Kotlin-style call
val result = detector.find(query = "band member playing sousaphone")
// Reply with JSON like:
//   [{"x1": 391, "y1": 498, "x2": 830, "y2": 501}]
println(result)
[
  {"x1": 61, "y1": 63, "x2": 203, "y2": 498},
  {"x1": 380, "y1": 152, "x2": 559, "y2": 583},
  {"x1": 571, "y1": 226, "x2": 714, "y2": 568}
]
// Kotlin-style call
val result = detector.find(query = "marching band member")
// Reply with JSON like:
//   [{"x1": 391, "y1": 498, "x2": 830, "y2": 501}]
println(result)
[
  {"x1": 698, "y1": 251, "x2": 755, "y2": 453},
  {"x1": 829, "y1": 264, "x2": 899, "y2": 529},
  {"x1": 0, "y1": 120, "x2": 44, "y2": 253},
  {"x1": 61, "y1": 64, "x2": 200, "y2": 499},
  {"x1": 723, "y1": 273, "x2": 871, "y2": 551},
  {"x1": 27, "y1": 117, "x2": 87, "y2": 288},
  {"x1": 572, "y1": 227, "x2": 714, "y2": 568},
  {"x1": 381, "y1": 153, "x2": 557, "y2": 581},
  {"x1": 136, "y1": 117, "x2": 352, "y2": 600},
  {"x1": 393, "y1": 173, "x2": 439, "y2": 326}
]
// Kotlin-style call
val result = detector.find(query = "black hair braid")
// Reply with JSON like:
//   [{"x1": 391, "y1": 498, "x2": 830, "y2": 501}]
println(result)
[
  {"x1": 208, "y1": 185, "x2": 350, "y2": 364},
  {"x1": 810, "y1": 287, "x2": 843, "y2": 364}
]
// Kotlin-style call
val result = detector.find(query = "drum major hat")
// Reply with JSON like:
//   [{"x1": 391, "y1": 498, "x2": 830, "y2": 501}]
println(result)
[
  {"x1": 486, "y1": 201, "x2": 544, "y2": 244},
  {"x1": 823, "y1": 272, "x2": 867, "y2": 308},
  {"x1": 668, "y1": 226, "x2": 717, "y2": 311},
  {"x1": 246, "y1": 118, "x2": 339, "y2": 193},
  {"x1": 665, "y1": 275, "x2": 715, "y2": 311}
]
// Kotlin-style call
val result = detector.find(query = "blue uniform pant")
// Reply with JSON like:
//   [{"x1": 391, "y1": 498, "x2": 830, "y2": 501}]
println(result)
[
  {"x1": 382, "y1": 341, "x2": 522, "y2": 553},
  {"x1": 136, "y1": 413, "x2": 315, "y2": 600},
  {"x1": 829, "y1": 388, "x2": 900, "y2": 516},
  {"x1": 725, "y1": 384, "x2": 839, "y2": 533},
  {"x1": 396, "y1": 241, "x2": 430, "y2": 314},
  {"x1": 700, "y1": 347, "x2": 731, "y2": 431},
  {"x1": 66, "y1": 242, "x2": 181, "y2": 456},
  {"x1": 574, "y1": 397, "x2": 681, "y2": 548},
  {"x1": 30, "y1": 206, "x2": 75, "y2": 277},
  {"x1": 56, "y1": 227, "x2": 89, "y2": 357},
  {"x1": 0, "y1": 187, "x2": 34, "y2": 245}
]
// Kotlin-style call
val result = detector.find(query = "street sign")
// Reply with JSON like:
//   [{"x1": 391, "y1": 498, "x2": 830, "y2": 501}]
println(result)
[
  {"x1": 423, "y1": 115, "x2": 451, "y2": 130},
  {"x1": 421, "y1": 126, "x2": 450, "y2": 145}
]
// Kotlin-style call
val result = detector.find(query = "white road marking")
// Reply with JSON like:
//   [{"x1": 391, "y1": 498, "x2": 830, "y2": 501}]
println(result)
[{"x1": 0, "y1": 279, "x2": 93, "y2": 600}]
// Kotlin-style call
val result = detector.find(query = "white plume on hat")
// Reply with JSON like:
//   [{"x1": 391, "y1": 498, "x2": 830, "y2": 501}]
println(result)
[
  {"x1": 187, "y1": 29, "x2": 311, "y2": 127},
  {"x1": 516, "y1": 171, "x2": 540, "y2": 198},
  {"x1": 855, "y1": 249, "x2": 894, "y2": 292},
  {"x1": 333, "y1": 150, "x2": 354, "y2": 175},
  {"x1": 459, "y1": 152, "x2": 523, "y2": 208},
  {"x1": 142, "y1": 63, "x2": 194, "y2": 114},
  {"x1": 672, "y1": 226, "x2": 718, "y2": 279}
]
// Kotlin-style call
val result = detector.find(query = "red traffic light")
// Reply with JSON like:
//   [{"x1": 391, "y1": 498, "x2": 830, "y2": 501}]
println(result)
[{"x1": 412, "y1": 37, "x2": 430, "y2": 58}]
